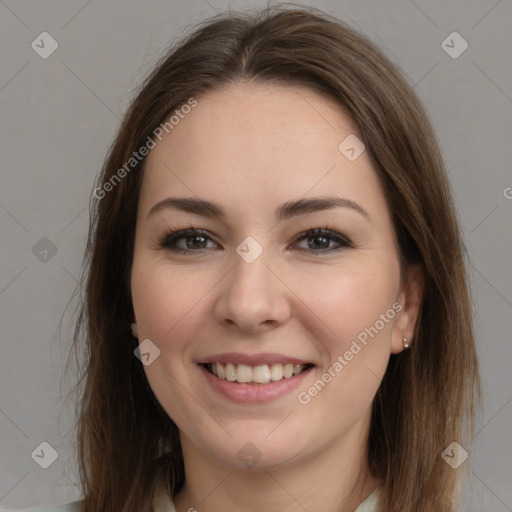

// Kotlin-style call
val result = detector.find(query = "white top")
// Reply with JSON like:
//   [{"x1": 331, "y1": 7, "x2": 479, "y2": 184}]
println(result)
[
  {"x1": 153, "y1": 485, "x2": 382, "y2": 512},
  {"x1": 14, "y1": 485, "x2": 381, "y2": 511},
  {"x1": 354, "y1": 486, "x2": 381, "y2": 512}
]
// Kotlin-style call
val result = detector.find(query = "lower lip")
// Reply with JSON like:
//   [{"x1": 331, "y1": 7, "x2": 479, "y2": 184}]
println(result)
[{"x1": 199, "y1": 364, "x2": 314, "y2": 403}]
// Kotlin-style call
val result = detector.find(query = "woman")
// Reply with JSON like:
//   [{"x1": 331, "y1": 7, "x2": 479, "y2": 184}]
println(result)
[{"x1": 22, "y1": 5, "x2": 480, "y2": 512}]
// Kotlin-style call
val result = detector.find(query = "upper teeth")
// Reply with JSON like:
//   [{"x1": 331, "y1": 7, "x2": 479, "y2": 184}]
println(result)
[{"x1": 209, "y1": 362, "x2": 307, "y2": 384}]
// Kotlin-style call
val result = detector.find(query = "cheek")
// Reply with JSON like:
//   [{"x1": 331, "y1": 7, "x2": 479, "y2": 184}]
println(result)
[
  {"x1": 301, "y1": 264, "x2": 399, "y2": 404},
  {"x1": 130, "y1": 257, "x2": 218, "y2": 355},
  {"x1": 130, "y1": 260, "x2": 213, "y2": 423},
  {"x1": 291, "y1": 258, "x2": 400, "y2": 414},
  {"x1": 294, "y1": 258, "x2": 400, "y2": 345}
]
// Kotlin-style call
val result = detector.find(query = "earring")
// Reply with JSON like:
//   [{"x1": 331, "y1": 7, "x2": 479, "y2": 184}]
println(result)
[{"x1": 402, "y1": 336, "x2": 410, "y2": 349}]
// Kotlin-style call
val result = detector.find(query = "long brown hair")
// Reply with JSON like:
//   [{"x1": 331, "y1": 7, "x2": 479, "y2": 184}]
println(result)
[{"x1": 69, "y1": 5, "x2": 481, "y2": 511}]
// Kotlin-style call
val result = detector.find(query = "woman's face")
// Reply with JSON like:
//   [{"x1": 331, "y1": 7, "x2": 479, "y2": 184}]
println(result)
[{"x1": 131, "y1": 82, "x2": 420, "y2": 470}]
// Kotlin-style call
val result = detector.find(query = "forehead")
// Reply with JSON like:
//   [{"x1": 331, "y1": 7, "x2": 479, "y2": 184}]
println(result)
[{"x1": 139, "y1": 81, "x2": 388, "y2": 222}]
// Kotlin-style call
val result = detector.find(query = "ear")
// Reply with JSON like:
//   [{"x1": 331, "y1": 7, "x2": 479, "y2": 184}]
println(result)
[{"x1": 391, "y1": 264, "x2": 424, "y2": 354}]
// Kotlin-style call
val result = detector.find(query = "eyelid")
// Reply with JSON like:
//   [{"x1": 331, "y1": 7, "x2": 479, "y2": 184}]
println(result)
[
  {"x1": 158, "y1": 225, "x2": 353, "y2": 254},
  {"x1": 290, "y1": 226, "x2": 353, "y2": 253},
  {"x1": 159, "y1": 227, "x2": 220, "y2": 251}
]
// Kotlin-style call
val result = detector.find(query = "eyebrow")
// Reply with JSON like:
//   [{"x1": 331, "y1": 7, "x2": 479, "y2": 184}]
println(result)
[{"x1": 147, "y1": 195, "x2": 370, "y2": 222}]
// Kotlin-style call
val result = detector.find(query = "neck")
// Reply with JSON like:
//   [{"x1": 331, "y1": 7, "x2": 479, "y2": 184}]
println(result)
[{"x1": 173, "y1": 416, "x2": 382, "y2": 512}]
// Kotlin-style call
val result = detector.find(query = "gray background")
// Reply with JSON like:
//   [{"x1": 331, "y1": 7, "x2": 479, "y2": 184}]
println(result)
[{"x1": 0, "y1": 0, "x2": 510, "y2": 510}]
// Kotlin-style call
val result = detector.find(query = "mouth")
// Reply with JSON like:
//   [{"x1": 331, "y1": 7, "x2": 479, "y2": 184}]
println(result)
[
  {"x1": 197, "y1": 352, "x2": 317, "y2": 403},
  {"x1": 202, "y1": 362, "x2": 315, "y2": 385}
]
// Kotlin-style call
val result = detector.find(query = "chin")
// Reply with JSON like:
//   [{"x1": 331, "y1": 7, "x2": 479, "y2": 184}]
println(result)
[{"x1": 194, "y1": 427, "x2": 312, "y2": 472}]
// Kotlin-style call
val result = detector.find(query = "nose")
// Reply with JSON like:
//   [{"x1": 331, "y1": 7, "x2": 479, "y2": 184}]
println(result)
[{"x1": 213, "y1": 249, "x2": 291, "y2": 334}]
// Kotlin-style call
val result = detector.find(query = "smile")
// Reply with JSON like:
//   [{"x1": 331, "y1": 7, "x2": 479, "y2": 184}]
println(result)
[{"x1": 204, "y1": 362, "x2": 314, "y2": 385}]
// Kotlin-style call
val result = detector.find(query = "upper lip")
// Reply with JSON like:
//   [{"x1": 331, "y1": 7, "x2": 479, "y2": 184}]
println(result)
[{"x1": 196, "y1": 352, "x2": 315, "y2": 366}]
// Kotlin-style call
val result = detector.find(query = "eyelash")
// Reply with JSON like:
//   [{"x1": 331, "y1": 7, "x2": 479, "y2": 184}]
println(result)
[{"x1": 158, "y1": 225, "x2": 353, "y2": 255}]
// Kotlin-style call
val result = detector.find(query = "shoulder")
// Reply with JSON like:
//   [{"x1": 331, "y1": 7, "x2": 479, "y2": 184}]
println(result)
[{"x1": 7, "y1": 501, "x2": 81, "y2": 512}]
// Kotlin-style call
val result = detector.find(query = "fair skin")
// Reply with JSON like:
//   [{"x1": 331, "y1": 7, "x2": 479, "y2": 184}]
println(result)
[{"x1": 130, "y1": 81, "x2": 423, "y2": 512}]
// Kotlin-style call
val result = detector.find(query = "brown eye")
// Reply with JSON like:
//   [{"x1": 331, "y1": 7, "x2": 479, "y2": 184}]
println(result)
[
  {"x1": 292, "y1": 228, "x2": 352, "y2": 254},
  {"x1": 160, "y1": 228, "x2": 219, "y2": 253}
]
